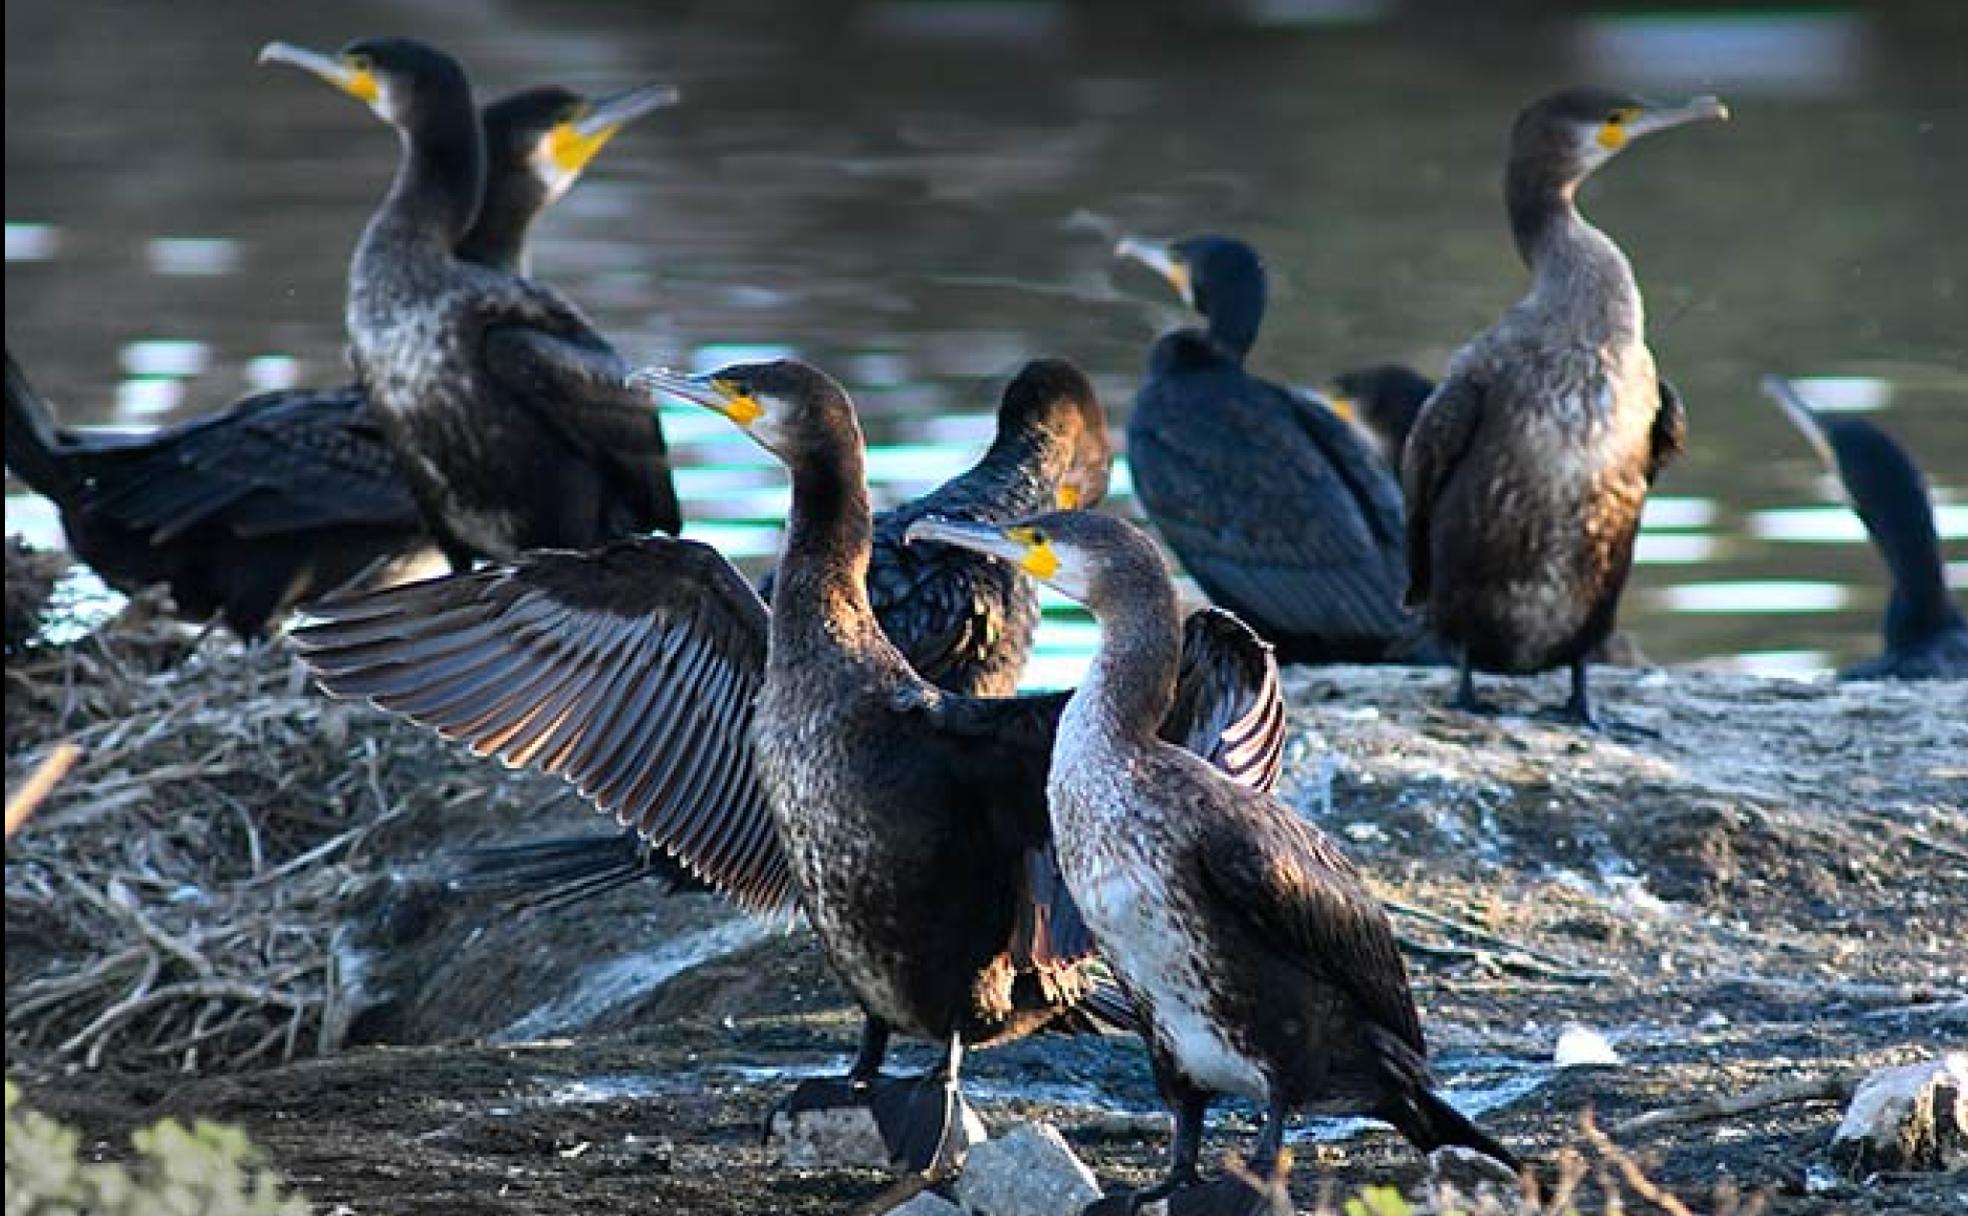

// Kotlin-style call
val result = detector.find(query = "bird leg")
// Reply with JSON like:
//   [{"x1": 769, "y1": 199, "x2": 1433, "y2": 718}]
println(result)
[
  {"x1": 1561, "y1": 656, "x2": 1597, "y2": 727},
  {"x1": 1448, "y1": 652, "x2": 1495, "y2": 714},
  {"x1": 1126, "y1": 1084, "x2": 1209, "y2": 1209},
  {"x1": 867, "y1": 1031, "x2": 972, "y2": 1173},
  {"x1": 1245, "y1": 1088, "x2": 1292, "y2": 1178}
]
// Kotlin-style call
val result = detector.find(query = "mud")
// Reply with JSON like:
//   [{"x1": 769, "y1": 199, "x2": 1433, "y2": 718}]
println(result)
[{"x1": 8, "y1": 654, "x2": 1966, "y2": 1214}]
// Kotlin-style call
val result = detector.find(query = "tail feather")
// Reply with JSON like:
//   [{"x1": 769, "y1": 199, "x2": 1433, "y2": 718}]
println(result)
[
  {"x1": 1399, "y1": 1084, "x2": 1521, "y2": 1173},
  {"x1": 445, "y1": 829, "x2": 710, "y2": 915},
  {"x1": 1368, "y1": 1024, "x2": 1520, "y2": 1171},
  {"x1": 4, "y1": 351, "x2": 79, "y2": 506}
]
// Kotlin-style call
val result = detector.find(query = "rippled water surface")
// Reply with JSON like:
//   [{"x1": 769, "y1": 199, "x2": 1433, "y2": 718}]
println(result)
[{"x1": 6, "y1": 1, "x2": 1964, "y2": 682}]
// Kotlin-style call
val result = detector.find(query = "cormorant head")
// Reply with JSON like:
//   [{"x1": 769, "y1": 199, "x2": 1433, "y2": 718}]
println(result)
[
  {"x1": 482, "y1": 83, "x2": 678, "y2": 208},
  {"x1": 1325, "y1": 364, "x2": 1437, "y2": 468},
  {"x1": 1510, "y1": 87, "x2": 1729, "y2": 190},
  {"x1": 260, "y1": 37, "x2": 472, "y2": 133},
  {"x1": 903, "y1": 510, "x2": 1172, "y2": 614},
  {"x1": 630, "y1": 359, "x2": 858, "y2": 466},
  {"x1": 1115, "y1": 233, "x2": 1268, "y2": 359},
  {"x1": 996, "y1": 357, "x2": 1113, "y2": 511}
]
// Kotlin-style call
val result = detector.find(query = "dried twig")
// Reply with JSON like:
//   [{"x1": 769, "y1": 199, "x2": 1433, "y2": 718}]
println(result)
[
  {"x1": 1609, "y1": 1071, "x2": 1861, "y2": 1137},
  {"x1": 6, "y1": 741, "x2": 81, "y2": 837}
]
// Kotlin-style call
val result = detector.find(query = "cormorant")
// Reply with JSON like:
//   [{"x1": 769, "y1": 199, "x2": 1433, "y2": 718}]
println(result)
[
  {"x1": 1325, "y1": 363, "x2": 1438, "y2": 473},
  {"x1": 454, "y1": 358, "x2": 1116, "y2": 907},
  {"x1": 1116, "y1": 233, "x2": 1427, "y2": 665},
  {"x1": 1403, "y1": 88, "x2": 1726, "y2": 723},
  {"x1": 906, "y1": 509, "x2": 1518, "y2": 1207},
  {"x1": 3, "y1": 81, "x2": 675, "y2": 637},
  {"x1": 293, "y1": 358, "x2": 1285, "y2": 1173},
  {"x1": 1763, "y1": 375, "x2": 1967, "y2": 679},
  {"x1": 260, "y1": 38, "x2": 681, "y2": 567}
]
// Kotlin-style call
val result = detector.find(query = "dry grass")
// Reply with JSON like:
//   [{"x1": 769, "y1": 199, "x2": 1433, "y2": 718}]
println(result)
[{"x1": 5, "y1": 606, "x2": 444, "y2": 1075}]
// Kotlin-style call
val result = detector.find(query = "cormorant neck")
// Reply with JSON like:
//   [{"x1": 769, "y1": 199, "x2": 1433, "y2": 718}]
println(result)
[
  {"x1": 1855, "y1": 459, "x2": 1965, "y2": 653},
  {"x1": 454, "y1": 173, "x2": 543, "y2": 273},
  {"x1": 1072, "y1": 572, "x2": 1183, "y2": 751},
  {"x1": 1507, "y1": 164, "x2": 1642, "y2": 342},
  {"x1": 372, "y1": 109, "x2": 484, "y2": 253},
  {"x1": 960, "y1": 422, "x2": 1076, "y2": 518},
  {"x1": 776, "y1": 435, "x2": 879, "y2": 640},
  {"x1": 1203, "y1": 281, "x2": 1263, "y2": 362},
  {"x1": 1148, "y1": 328, "x2": 1240, "y2": 378}
]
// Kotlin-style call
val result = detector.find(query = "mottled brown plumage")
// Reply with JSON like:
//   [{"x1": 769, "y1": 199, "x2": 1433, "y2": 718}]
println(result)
[
  {"x1": 913, "y1": 510, "x2": 1517, "y2": 1204},
  {"x1": 1403, "y1": 87, "x2": 1722, "y2": 722}
]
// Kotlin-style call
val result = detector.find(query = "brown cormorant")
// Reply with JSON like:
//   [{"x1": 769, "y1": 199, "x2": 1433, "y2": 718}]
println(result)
[
  {"x1": 1763, "y1": 376, "x2": 1967, "y2": 680},
  {"x1": 293, "y1": 358, "x2": 1284, "y2": 1172},
  {"x1": 1403, "y1": 88, "x2": 1726, "y2": 723},
  {"x1": 260, "y1": 38, "x2": 681, "y2": 568},
  {"x1": 454, "y1": 358, "x2": 1117, "y2": 907},
  {"x1": 905, "y1": 509, "x2": 1518, "y2": 1207},
  {"x1": 1116, "y1": 233, "x2": 1428, "y2": 665},
  {"x1": 2, "y1": 81, "x2": 675, "y2": 637}
]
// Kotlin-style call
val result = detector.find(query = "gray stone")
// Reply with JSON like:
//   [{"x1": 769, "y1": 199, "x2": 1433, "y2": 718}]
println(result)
[
  {"x1": 886, "y1": 1192, "x2": 964, "y2": 1216},
  {"x1": 954, "y1": 1122, "x2": 1102, "y2": 1216},
  {"x1": 1829, "y1": 1053, "x2": 1968, "y2": 1176}
]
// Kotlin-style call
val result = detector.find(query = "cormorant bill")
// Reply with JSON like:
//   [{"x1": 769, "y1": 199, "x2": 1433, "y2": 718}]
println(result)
[
  {"x1": 459, "y1": 82, "x2": 678, "y2": 275},
  {"x1": 452, "y1": 358, "x2": 1116, "y2": 908},
  {"x1": 1115, "y1": 233, "x2": 1429, "y2": 666},
  {"x1": 260, "y1": 38, "x2": 682, "y2": 568},
  {"x1": 1403, "y1": 88, "x2": 1726, "y2": 725},
  {"x1": 905, "y1": 510, "x2": 1520, "y2": 1207},
  {"x1": 2, "y1": 78, "x2": 675, "y2": 639},
  {"x1": 1762, "y1": 375, "x2": 1967, "y2": 680},
  {"x1": 1325, "y1": 364, "x2": 1439, "y2": 474},
  {"x1": 292, "y1": 357, "x2": 1286, "y2": 1175}
]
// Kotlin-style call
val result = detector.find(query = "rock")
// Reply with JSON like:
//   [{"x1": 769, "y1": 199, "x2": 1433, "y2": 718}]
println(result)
[
  {"x1": 953, "y1": 1122, "x2": 1100, "y2": 1216},
  {"x1": 886, "y1": 1192, "x2": 964, "y2": 1216},
  {"x1": 1553, "y1": 1023, "x2": 1622, "y2": 1068},
  {"x1": 1829, "y1": 1053, "x2": 1968, "y2": 1176}
]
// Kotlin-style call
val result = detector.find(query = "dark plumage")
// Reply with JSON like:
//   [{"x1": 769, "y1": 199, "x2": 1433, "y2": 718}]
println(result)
[
  {"x1": 1763, "y1": 376, "x2": 1967, "y2": 680},
  {"x1": 911, "y1": 510, "x2": 1517, "y2": 1205},
  {"x1": 457, "y1": 358, "x2": 1114, "y2": 906},
  {"x1": 1117, "y1": 233, "x2": 1426, "y2": 665},
  {"x1": 1403, "y1": 87, "x2": 1725, "y2": 722},
  {"x1": 261, "y1": 38, "x2": 680, "y2": 567},
  {"x1": 4, "y1": 358, "x2": 414, "y2": 639},
  {"x1": 1326, "y1": 363, "x2": 1438, "y2": 473},
  {"x1": 293, "y1": 357, "x2": 1285, "y2": 1173},
  {"x1": 3, "y1": 80, "x2": 670, "y2": 637}
]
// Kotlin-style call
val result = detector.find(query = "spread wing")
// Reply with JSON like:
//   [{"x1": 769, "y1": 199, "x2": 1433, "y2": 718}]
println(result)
[
  {"x1": 1195, "y1": 805, "x2": 1424, "y2": 1053},
  {"x1": 1129, "y1": 376, "x2": 1409, "y2": 645},
  {"x1": 1648, "y1": 377, "x2": 1688, "y2": 484},
  {"x1": 1400, "y1": 374, "x2": 1486, "y2": 607},
  {"x1": 292, "y1": 535, "x2": 791, "y2": 916},
  {"x1": 476, "y1": 284, "x2": 682, "y2": 537}
]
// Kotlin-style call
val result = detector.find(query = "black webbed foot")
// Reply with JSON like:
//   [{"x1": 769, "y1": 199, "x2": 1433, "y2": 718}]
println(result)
[{"x1": 867, "y1": 1069, "x2": 972, "y2": 1174}]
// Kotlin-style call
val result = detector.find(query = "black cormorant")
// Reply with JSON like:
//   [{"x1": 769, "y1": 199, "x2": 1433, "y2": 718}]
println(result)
[
  {"x1": 1403, "y1": 88, "x2": 1726, "y2": 723},
  {"x1": 455, "y1": 357, "x2": 1115, "y2": 907},
  {"x1": 906, "y1": 509, "x2": 1518, "y2": 1207},
  {"x1": 1116, "y1": 233, "x2": 1426, "y2": 665},
  {"x1": 1763, "y1": 375, "x2": 1966, "y2": 680},
  {"x1": 2, "y1": 81, "x2": 674, "y2": 637},
  {"x1": 1325, "y1": 363, "x2": 1438, "y2": 474},
  {"x1": 260, "y1": 38, "x2": 681, "y2": 567},
  {"x1": 293, "y1": 358, "x2": 1285, "y2": 1172}
]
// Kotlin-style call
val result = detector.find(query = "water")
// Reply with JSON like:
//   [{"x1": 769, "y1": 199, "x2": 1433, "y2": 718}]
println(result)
[{"x1": 6, "y1": 1, "x2": 1965, "y2": 682}]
